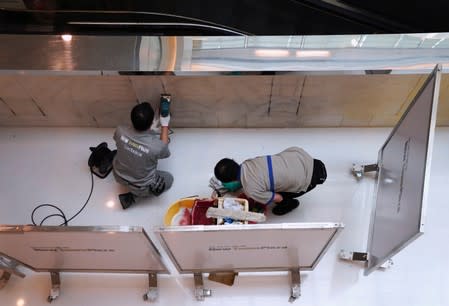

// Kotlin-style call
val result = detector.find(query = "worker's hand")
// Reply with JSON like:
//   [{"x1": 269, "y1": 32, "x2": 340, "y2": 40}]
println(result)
[
  {"x1": 273, "y1": 193, "x2": 283, "y2": 203},
  {"x1": 160, "y1": 114, "x2": 171, "y2": 127},
  {"x1": 150, "y1": 117, "x2": 160, "y2": 131}
]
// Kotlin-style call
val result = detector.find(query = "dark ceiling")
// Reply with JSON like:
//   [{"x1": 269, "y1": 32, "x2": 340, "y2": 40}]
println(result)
[{"x1": 0, "y1": 0, "x2": 448, "y2": 35}]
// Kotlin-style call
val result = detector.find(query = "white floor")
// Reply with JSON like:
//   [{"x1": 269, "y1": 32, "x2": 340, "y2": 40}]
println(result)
[{"x1": 0, "y1": 127, "x2": 448, "y2": 306}]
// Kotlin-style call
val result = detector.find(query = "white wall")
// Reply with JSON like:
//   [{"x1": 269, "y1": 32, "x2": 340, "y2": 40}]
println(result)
[{"x1": 0, "y1": 127, "x2": 448, "y2": 306}]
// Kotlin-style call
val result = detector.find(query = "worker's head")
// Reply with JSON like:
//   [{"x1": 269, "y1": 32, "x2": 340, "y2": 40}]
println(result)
[
  {"x1": 214, "y1": 159, "x2": 241, "y2": 192},
  {"x1": 131, "y1": 102, "x2": 154, "y2": 131}
]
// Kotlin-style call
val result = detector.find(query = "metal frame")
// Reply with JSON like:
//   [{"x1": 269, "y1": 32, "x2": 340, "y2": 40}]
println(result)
[
  {"x1": 47, "y1": 272, "x2": 61, "y2": 303},
  {"x1": 364, "y1": 64, "x2": 441, "y2": 275},
  {"x1": 143, "y1": 273, "x2": 159, "y2": 302},
  {"x1": 351, "y1": 163, "x2": 378, "y2": 179},
  {"x1": 155, "y1": 222, "x2": 343, "y2": 273},
  {"x1": 289, "y1": 268, "x2": 301, "y2": 303},
  {"x1": 0, "y1": 255, "x2": 25, "y2": 289},
  {"x1": 339, "y1": 250, "x2": 393, "y2": 269},
  {"x1": 193, "y1": 273, "x2": 212, "y2": 301},
  {"x1": 0, "y1": 66, "x2": 446, "y2": 77}
]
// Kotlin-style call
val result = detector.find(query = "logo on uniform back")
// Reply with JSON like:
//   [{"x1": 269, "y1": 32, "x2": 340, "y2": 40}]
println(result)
[{"x1": 120, "y1": 135, "x2": 149, "y2": 157}]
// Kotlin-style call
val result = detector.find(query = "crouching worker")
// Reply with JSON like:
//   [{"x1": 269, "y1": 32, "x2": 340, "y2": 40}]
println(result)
[
  {"x1": 113, "y1": 102, "x2": 172, "y2": 209},
  {"x1": 214, "y1": 147, "x2": 327, "y2": 216}
]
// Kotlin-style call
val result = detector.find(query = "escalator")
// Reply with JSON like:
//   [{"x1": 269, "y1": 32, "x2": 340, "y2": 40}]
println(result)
[{"x1": 2, "y1": 0, "x2": 444, "y2": 36}]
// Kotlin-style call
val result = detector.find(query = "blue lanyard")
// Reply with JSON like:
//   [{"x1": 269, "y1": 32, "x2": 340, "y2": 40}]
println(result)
[{"x1": 266, "y1": 156, "x2": 274, "y2": 192}]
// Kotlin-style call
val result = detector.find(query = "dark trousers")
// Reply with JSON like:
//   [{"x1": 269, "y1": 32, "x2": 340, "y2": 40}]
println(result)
[{"x1": 279, "y1": 159, "x2": 327, "y2": 201}]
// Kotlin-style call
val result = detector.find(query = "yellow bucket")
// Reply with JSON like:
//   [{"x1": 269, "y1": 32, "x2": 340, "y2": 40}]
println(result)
[{"x1": 163, "y1": 197, "x2": 197, "y2": 226}]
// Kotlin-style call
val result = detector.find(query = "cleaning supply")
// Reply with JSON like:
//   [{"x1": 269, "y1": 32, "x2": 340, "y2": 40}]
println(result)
[
  {"x1": 171, "y1": 207, "x2": 192, "y2": 226},
  {"x1": 191, "y1": 199, "x2": 217, "y2": 225},
  {"x1": 206, "y1": 207, "x2": 266, "y2": 223}
]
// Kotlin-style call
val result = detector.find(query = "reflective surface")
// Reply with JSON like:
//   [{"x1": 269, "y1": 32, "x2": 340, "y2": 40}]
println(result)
[
  {"x1": 1, "y1": 34, "x2": 449, "y2": 74},
  {"x1": 0, "y1": 127, "x2": 448, "y2": 305},
  {"x1": 157, "y1": 223, "x2": 342, "y2": 273},
  {"x1": 0, "y1": 225, "x2": 168, "y2": 273},
  {"x1": 366, "y1": 65, "x2": 441, "y2": 274}
]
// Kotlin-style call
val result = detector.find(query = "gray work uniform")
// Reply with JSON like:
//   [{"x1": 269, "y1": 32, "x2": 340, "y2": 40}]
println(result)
[
  {"x1": 112, "y1": 125, "x2": 173, "y2": 197},
  {"x1": 240, "y1": 147, "x2": 314, "y2": 204}
]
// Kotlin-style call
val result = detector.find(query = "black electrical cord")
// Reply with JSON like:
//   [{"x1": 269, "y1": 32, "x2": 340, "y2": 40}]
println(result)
[
  {"x1": 155, "y1": 127, "x2": 173, "y2": 142},
  {"x1": 31, "y1": 169, "x2": 94, "y2": 226}
]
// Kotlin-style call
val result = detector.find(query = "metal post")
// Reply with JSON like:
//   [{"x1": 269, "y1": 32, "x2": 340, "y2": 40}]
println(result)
[
  {"x1": 339, "y1": 250, "x2": 368, "y2": 262},
  {"x1": 193, "y1": 273, "x2": 212, "y2": 301},
  {"x1": 143, "y1": 273, "x2": 158, "y2": 302},
  {"x1": 289, "y1": 268, "x2": 301, "y2": 303},
  {"x1": 339, "y1": 250, "x2": 393, "y2": 270},
  {"x1": 47, "y1": 272, "x2": 60, "y2": 303},
  {"x1": 0, "y1": 255, "x2": 25, "y2": 289},
  {"x1": 352, "y1": 163, "x2": 378, "y2": 179},
  {"x1": 0, "y1": 271, "x2": 11, "y2": 289},
  {"x1": 363, "y1": 164, "x2": 379, "y2": 172}
]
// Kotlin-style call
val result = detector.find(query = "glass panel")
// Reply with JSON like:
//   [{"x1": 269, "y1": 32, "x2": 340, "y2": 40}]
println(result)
[
  {"x1": 192, "y1": 37, "x2": 245, "y2": 50},
  {"x1": 396, "y1": 35, "x2": 422, "y2": 48},
  {"x1": 361, "y1": 34, "x2": 402, "y2": 48},
  {"x1": 157, "y1": 223, "x2": 342, "y2": 273},
  {"x1": 0, "y1": 225, "x2": 168, "y2": 273},
  {"x1": 246, "y1": 36, "x2": 292, "y2": 48},
  {"x1": 434, "y1": 38, "x2": 449, "y2": 48},
  {"x1": 303, "y1": 35, "x2": 361, "y2": 48},
  {"x1": 365, "y1": 65, "x2": 440, "y2": 275}
]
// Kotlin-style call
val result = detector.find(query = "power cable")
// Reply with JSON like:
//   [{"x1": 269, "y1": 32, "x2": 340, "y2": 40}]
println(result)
[{"x1": 31, "y1": 169, "x2": 94, "y2": 226}]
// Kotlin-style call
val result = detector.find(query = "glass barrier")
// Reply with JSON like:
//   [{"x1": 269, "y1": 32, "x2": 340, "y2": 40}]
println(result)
[
  {"x1": 365, "y1": 64, "x2": 441, "y2": 274},
  {"x1": 156, "y1": 223, "x2": 343, "y2": 273}
]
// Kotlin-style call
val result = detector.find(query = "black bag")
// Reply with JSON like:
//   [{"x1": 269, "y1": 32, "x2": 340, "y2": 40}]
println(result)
[{"x1": 88, "y1": 142, "x2": 117, "y2": 178}]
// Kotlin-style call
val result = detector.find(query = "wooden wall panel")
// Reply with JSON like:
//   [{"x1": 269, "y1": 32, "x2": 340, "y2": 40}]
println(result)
[
  {"x1": 130, "y1": 76, "x2": 169, "y2": 106},
  {"x1": 0, "y1": 96, "x2": 14, "y2": 117},
  {"x1": 0, "y1": 76, "x2": 43, "y2": 119},
  {"x1": 0, "y1": 73, "x2": 447, "y2": 128},
  {"x1": 17, "y1": 76, "x2": 87, "y2": 126},
  {"x1": 249, "y1": 75, "x2": 304, "y2": 127},
  {"x1": 75, "y1": 77, "x2": 137, "y2": 127},
  {"x1": 166, "y1": 77, "x2": 220, "y2": 127},
  {"x1": 215, "y1": 76, "x2": 271, "y2": 127},
  {"x1": 299, "y1": 75, "x2": 423, "y2": 127}
]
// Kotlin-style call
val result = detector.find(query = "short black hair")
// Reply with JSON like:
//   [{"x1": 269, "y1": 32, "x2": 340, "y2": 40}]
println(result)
[
  {"x1": 131, "y1": 102, "x2": 154, "y2": 131},
  {"x1": 214, "y1": 158, "x2": 240, "y2": 182}
]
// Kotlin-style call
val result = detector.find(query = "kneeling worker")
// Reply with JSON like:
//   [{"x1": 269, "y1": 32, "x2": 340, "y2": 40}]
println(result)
[
  {"x1": 113, "y1": 102, "x2": 172, "y2": 209},
  {"x1": 214, "y1": 147, "x2": 327, "y2": 216}
]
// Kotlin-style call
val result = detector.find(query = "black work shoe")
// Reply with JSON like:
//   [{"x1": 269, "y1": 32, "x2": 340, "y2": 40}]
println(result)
[
  {"x1": 119, "y1": 192, "x2": 135, "y2": 210},
  {"x1": 272, "y1": 199, "x2": 300, "y2": 216}
]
